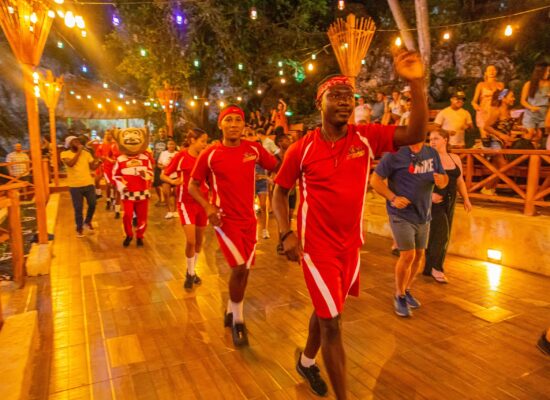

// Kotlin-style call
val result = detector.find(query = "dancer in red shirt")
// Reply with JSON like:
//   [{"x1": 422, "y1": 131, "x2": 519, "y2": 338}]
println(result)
[
  {"x1": 272, "y1": 51, "x2": 428, "y2": 399},
  {"x1": 189, "y1": 105, "x2": 278, "y2": 346},
  {"x1": 97, "y1": 130, "x2": 121, "y2": 217},
  {"x1": 161, "y1": 129, "x2": 209, "y2": 290},
  {"x1": 112, "y1": 128, "x2": 154, "y2": 247}
]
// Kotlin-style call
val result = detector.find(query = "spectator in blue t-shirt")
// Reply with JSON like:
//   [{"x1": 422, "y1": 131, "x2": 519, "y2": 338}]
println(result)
[{"x1": 371, "y1": 142, "x2": 448, "y2": 318}]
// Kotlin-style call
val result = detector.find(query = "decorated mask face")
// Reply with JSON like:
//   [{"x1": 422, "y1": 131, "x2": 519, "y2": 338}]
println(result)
[{"x1": 113, "y1": 128, "x2": 149, "y2": 155}]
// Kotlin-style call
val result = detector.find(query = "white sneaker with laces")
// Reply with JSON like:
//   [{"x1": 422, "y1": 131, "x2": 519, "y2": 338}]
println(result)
[
  {"x1": 262, "y1": 229, "x2": 270, "y2": 239},
  {"x1": 165, "y1": 212, "x2": 173, "y2": 219}
]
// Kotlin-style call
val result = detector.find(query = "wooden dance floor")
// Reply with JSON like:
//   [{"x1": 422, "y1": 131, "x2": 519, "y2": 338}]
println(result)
[{"x1": 5, "y1": 193, "x2": 550, "y2": 399}]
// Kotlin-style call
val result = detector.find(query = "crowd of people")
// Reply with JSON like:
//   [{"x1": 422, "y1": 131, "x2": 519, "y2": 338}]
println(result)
[{"x1": 8, "y1": 52, "x2": 547, "y2": 400}]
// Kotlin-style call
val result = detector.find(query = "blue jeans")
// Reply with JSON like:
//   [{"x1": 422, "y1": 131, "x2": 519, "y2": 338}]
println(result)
[{"x1": 69, "y1": 185, "x2": 97, "y2": 231}]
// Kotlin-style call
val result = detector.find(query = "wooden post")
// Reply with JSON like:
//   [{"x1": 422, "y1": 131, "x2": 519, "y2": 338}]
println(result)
[
  {"x1": 42, "y1": 158, "x2": 50, "y2": 200},
  {"x1": 466, "y1": 154, "x2": 473, "y2": 190},
  {"x1": 166, "y1": 111, "x2": 173, "y2": 138},
  {"x1": 23, "y1": 65, "x2": 48, "y2": 244},
  {"x1": 49, "y1": 107, "x2": 59, "y2": 186},
  {"x1": 0, "y1": 292, "x2": 3, "y2": 331},
  {"x1": 7, "y1": 189, "x2": 24, "y2": 288},
  {"x1": 524, "y1": 155, "x2": 540, "y2": 216}
]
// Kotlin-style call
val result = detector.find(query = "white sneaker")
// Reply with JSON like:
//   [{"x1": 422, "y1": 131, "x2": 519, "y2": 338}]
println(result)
[
  {"x1": 262, "y1": 229, "x2": 270, "y2": 239},
  {"x1": 431, "y1": 270, "x2": 448, "y2": 284},
  {"x1": 165, "y1": 212, "x2": 174, "y2": 219}
]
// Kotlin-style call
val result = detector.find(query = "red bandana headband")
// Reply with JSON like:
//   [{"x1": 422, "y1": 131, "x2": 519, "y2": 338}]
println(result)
[
  {"x1": 218, "y1": 105, "x2": 245, "y2": 124},
  {"x1": 316, "y1": 75, "x2": 353, "y2": 102}
]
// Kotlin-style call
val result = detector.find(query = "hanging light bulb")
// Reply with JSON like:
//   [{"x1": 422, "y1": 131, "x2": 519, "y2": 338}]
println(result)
[
  {"x1": 75, "y1": 15, "x2": 85, "y2": 29},
  {"x1": 307, "y1": 62, "x2": 314, "y2": 72},
  {"x1": 280, "y1": 77, "x2": 286, "y2": 84},
  {"x1": 504, "y1": 24, "x2": 513, "y2": 37},
  {"x1": 97, "y1": 103, "x2": 103, "y2": 109},
  {"x1": 106, "y1": 98, "x2": 111, "y2": 103},
  {"x1": 193, "y1": 95, "x2": 198, "y2": 100},
  {"x1": 250, "y1": 7, "x2": 258, "y2": 20},
  {"x1": 112, "y1": 16, "x2": 120, "y2": 26},
  {"x1": 219, "y1": 101, "x2": 225, "y2": 108},
  {"x1": 86, "y1": 95, "x2": 92, "y2": 99},
  {"x1": 257, "y1": 89, "x2": 262, "y2": 95},
  {"x1": 8, "y1": 6, "x2": 14, "y2": 14},
  {"x1": 176, "y1": 15, "x2": 183, "y2": 25},
  {"x1": 81, "y1": 30, "x2": 87, "y2": 38},
  {"x1": 193, "y1": 59, "x2": 200, "y2": 68},
  {"x1": 395, "y1": 37, "x2": 402, "y2": 47},
  {"x1": 64, "y1": 11, "x2": 75, "y2": 28},
  {"x1": 190, "y1": 100, "x2": 196, "y2": 107},
  {"x1": 103, "y1": 82, "x2": 109, "y2": 88},
  {"x1": 238, "y1": 63, "x2": 244, "y2": 70},
  {"x1": 57, "y1": 10, "x2": 64, "y2": 18},
  {"x1": 140, "y1": 48, "x2": 147, "y2": 57},
  {"x1": 204, "y1": 101, "x2": 209, "y2": 106},
  {"x1": 76, "y1": 95, "x2": 82, "y2": 99},
  {"x1": 338, "y1": 0, "x2": 345, "y2": 11},
  {"x1": 125, "y1": 100, "x2": 130, "y2": 105},
  {"x1": 220, "y1": 89, "x2": 224, "y2": 95},
  {"x1": 248, "y1": 80, "x2": 253, "y2": 86},
  {"x1": 277, "y1": 61, "x2": 283, "y2": 68},
  {"x1": 48, "y1": 10, "x2": 56, "y2": 18},
  {"x1": 32, "y1": 72, "x2": 39, "y2": 82},
  {"x1": 236, "y1": 96, "x2": 242, "y2": 102},
  {"x1": 30, "y1": 13, "x2": 38, "y2": 23},
  {"x1": 117, "y1": 106, "x2": 123, "y2": 111},
  {"x1": 279, "y1": 70, "x2": 284, "y2": 76},
  {"x1": 34, "y1": 86, "x2": 40, "y2": 97},
  {"x1": 57, "y1": 41, "x2": 64, "y2": 48},
  {"x1": 54, "y1": 0, "x2": 64, "y2": 4},
  {"x1": 119, "y1": 93, "x2": 124, "y2": 99},
  {"x1": 361, "y1": 59, "x2": 366, "y2": 65},
  {"x1": 312, "y1": 54, "x2": 317, "y2": 60},
  {"x1": 81, "y1": 65, "x2": 88, "y2": 73},
  {"x1": 443, "y1": 32, "x2": 450, "y2": 40}
]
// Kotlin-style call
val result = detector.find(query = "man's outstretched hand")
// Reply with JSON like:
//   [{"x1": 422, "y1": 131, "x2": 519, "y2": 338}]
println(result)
[{"x1": 394, "y1": 51, "x2": 424, "y2": 81}]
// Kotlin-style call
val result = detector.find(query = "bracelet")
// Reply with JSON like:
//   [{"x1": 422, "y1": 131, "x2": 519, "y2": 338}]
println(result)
[{"x1": 280, "y1": 230, "x2": 294, "y2": 243}]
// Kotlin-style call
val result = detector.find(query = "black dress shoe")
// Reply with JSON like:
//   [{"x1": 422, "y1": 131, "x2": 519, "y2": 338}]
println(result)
[
  {"x1": 115, "y1": 212, "x2": 120, "y2": 219},
  {"x1": 296, "y1": 351, "x2": 328, "y2": 396},
  {"x1": 232, "y1": 322, "x2": 249, "y2": 347},
  {"x1": 193, "y1": 274, "x2": 202, "y2": 285},
  {"x1": 106, "y1": 201, "x2": 111, "y2": 211},
  {"x1": 123, "y1": 236, "x2": 132, "y2": 247},
  {"x1": 224, "y1": 311, "x2": 233, "y2": 328},
  {"x1": 136, "y1": 238, "x2": 144, "y2": 247},
  {"x1": 184, "y1": 273, "x2": 194, "y2": 290}
]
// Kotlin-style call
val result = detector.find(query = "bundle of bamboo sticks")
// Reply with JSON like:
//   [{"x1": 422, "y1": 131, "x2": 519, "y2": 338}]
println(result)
[{"x1": 327, "y1": 13, "x2": 376, "y2": 88}]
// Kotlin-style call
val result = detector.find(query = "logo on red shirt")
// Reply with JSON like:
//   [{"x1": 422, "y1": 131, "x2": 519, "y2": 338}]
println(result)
[
  {"x1": 243, "y1": 152, "x2": 257, "y2": 163},
  {"x1": 346, "y1": 145, "x2": 366, "y2": 160}
]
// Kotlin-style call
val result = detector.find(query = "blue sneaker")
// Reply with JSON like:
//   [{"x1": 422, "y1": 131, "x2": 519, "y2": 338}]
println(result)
[
  {"x1": 394, "y1": 295, "x2": 410, "y2": 317},
  {"x1": 405, "y1": 290, "x2": 421, "y2": 309}
]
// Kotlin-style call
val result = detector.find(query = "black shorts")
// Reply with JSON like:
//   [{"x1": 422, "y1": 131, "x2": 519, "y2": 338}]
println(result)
[
  {"x1": 153, "y1": 167, "x2": 162, "y2": 187},
  {"x1": 288, "y1": 193, "x2": 297, "y2": 210}
]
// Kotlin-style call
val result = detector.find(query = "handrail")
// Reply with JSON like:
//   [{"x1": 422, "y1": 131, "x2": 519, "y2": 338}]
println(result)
[
  {"x1": 0, "y1": 186, "x2": 25, "y2": 291},
  {"x1": 452, "y1": 149, "x2": 550, "y2": 215}
]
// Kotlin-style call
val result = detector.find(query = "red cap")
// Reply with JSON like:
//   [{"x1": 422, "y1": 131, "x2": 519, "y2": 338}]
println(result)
[{"x1": 218, "y1": 105, "x2": 245, "y2": 124}]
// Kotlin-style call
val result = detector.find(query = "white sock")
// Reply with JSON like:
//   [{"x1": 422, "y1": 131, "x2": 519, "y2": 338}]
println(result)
[
  {"x1": 186, "y1": 257, "x2": 194, "y2": 276},
  {"x1": 226, "y1": 299, "x2": 232, "y2": 314},
  {"x1": 300, "y1": 353, "x2": 316, "y2": 368},
  {"x1": 230, "y1": 301, "x2": 244, "y2": 324},
  {"x1": 194, "y1": 253, "x2": 199, "y2": 267},
  {"x1": 115, "y1": 204, "x2": 121, "y2": 212}
]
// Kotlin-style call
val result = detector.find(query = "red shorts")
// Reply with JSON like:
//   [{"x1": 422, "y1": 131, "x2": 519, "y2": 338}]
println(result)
[
  {"x1": 214, "y1": 220, "x2": 256, "y2": 268},
  {"x1": 103, "y1": 165, "x2": 114, "y2": 185},
  {"x1": 95, "y1": 164, "x2": 103, "y2": 177},
  {"x1": 178, "y1": 202, "x2": 208, "y2": 227},
  {"x1": 302, "y1": 248, "x2": 361, "y2": 319}
]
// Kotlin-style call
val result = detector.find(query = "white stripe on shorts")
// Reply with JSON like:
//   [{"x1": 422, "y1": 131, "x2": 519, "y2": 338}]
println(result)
[{"x1": 303, "y1": 253, "x2": 339, "y2": 318}]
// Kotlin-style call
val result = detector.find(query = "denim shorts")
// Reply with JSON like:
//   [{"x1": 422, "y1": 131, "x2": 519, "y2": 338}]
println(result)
[
  {"x1": 523, "y1": 108, "x2": 547, "y2": 130},
  {"x1": 255, "y1": 179, "x2": 268, "y2": 194},
  {"x1": 389, "y1": 214, "x2": 430, "y2": 251}
]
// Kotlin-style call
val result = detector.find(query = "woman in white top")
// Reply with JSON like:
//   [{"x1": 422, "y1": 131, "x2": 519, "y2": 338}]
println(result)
[
  {"x1": 157, "y1": 139, "x2": 178, "y2": 218},
  {"x1": 471, "y1": 65, "x2": 504, "y2": 140}
]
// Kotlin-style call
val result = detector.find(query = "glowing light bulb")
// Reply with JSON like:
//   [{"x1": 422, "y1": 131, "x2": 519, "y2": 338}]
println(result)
[
  {"x1": 112, "y1": 16, "x2": 120, "y2": 26},
  {"x1": 132, "y1": 99, "x2": 136, "y2": 104},
  {"x1": 76, "y1": 95, "x2": 82, "y2": 100},
  {"x1": 307, "y1": 62, "x2": 314, "y2": 72},
  {"x1": 57, "y1": 41, "x2": 64, "y2": 48},
  {"x1": 69, "y1": 90, "x2": 75, "y2": 95},
  {"x1": 204, "y1": 101, "x2": 209, "y2": 106},
  {"x1": 103, "y1": 82, "x2": 108, "y2": 88},
  {"x1": 8, "y1": 6, "x2": 14, "y2": 14},
  {"x1": 119, "y1": 93, "x2": 124, "y2": 99},
  {"x1": 176, "y1": 15, "x2": 183, "y2": 25},
  {"x1": 257, "y1": 89, "x2": 262, "y2": 95},
  {"x1": 75, "y1": 15, "x2": 85, "y2": 29},
  {"x1": 106, "y1": 98, "x2": 111, "y2": 103},
  {"x1": 81, "y1": 30, "x2": 87, "y2": 38},
  {"x1": 32, "y1": 72, "x2": 39, "y2": 81},
  {"x1": 279, "y1": 70, "x2": 284, "y2": 76},
  {"x1": 86, "y1": 95, "x2": 91, "y2": 99},
  {"x1": 343, "y1": 42, "x2": 349, "y2": 49},
  {"x1": 57, "y1": 10, "x2": 64, "y2": 18},
  {"x1": 250, "y1": 7, "x2": 257, "y2": 20},
  {"x1": 64, "y1": 11, "x2": 75, "y2": 28},
  {"x1": 312, "y1": 54, "x2": 316, "y2": 60},
  {"x1": 81, "y1": 65, "x2": 88, "y2": 73},
  {"x1": 443, "y1": 32, "x2": 450, "y2": 40},
  {"x1": 395, "y1": 37, "x2": 402, "y2": 47},
  {"x1": 34, "y1": 86, "x2": 40, "y2": 97},
  {"x1": 54, "y1": 0, "x2": 64, "y2": 4},
  {"x1": 30, "y1": 13, "x2": 37, "y2": 23},
  {"x1": 504, "y1": 24, "x2": 513, "y2": 37},
  {"x1": 220, "y1": 89, "x2": 224, "y2": 95},
  {"x1": 238, "y1": 63, "x2": 244, "y2": 70},
  {"x1": 277, "y1": 61, "x2": 283, "y2": 68},
  {"x1": 361, "y1": 59, "x2": 366, "y2": 65},
  {"x1": 280, "y1": 77, "x2": 286, "y2": 84},
  {"x1": 190, "y1": 100, "x2": 196, "y2": 107},
  {"x1": 219, "y1": 101, "x2": 225, "y2": 108},
  {"x1": 140, "y1": 48, "x2": 147, "y2": 57},
  {"x1": 193, "y1": 59, "x2": 200, "y2": 68},
  {"x1": 48, "y1": 10, "x2": 55, "y2": 18},
  {"x1": 248, "y1": 80, "x2": 253, "y2": 86},
  {"x1": 117, "y1": 106, "x2": 123, "y2": 111},
  {"x1": 236, "y1": 96, "x2": 242, "y2": 102},
  {"x1": 338, "y1": 0, "x2": 345, "y2": 10},
  {"x1": 97, "y1": 103, "x2": 103, "y2": 109}
]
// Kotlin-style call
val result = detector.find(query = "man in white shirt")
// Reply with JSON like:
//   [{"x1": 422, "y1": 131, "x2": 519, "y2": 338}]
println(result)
[
  {"x1": 354, "y1": 96, "x2": 371, "y2": 125},
  {"x1": 256, "y1": 128, "x2": 280, "y2": 155},
  {"x1": 434, "y1": 91, "x2": 473, "y2": 148}
]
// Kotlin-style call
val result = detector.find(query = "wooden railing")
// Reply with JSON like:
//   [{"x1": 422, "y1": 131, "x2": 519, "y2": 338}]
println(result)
[
  {"x1": 0, "y1": 182, "x2": 27, "y2": 289},
  {"x1": 452, "y1": 149, "x2": 550, "y2": 215},
  {"x1": 0, "y1": 158, "x2": 51, "y2": 200}
]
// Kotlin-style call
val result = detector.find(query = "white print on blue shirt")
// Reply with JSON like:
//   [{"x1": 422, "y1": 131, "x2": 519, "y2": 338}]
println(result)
[{"x1": 411, "y1": 159, "x2": 434, "y2": 174}]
